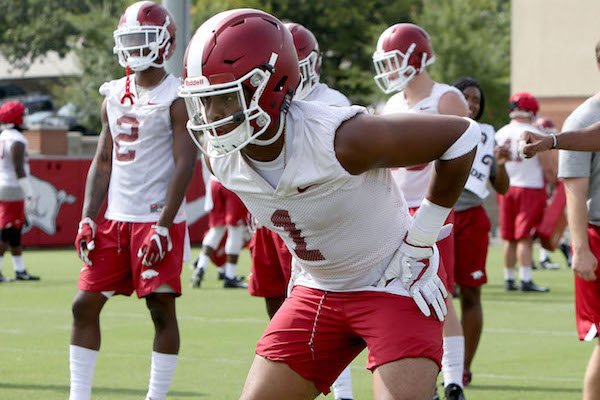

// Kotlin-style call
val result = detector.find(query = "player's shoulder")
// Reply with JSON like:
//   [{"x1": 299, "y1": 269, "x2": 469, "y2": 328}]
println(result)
[
  {"x1": 563, "y1": 96, "x2": 600, "y2": 130},
  {"x1": 381, "y1": 92, "x2": 406, "y2": 115},
  {"x1": 290, "y1": 100, "x2": 364, "y2": 130}
]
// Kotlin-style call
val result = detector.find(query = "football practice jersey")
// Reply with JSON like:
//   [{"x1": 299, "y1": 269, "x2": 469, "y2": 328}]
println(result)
[
  {"x1": 210, "y1": 101, "x2": 413, "y2": 294},
  {"x1": 382, "y1": 82, "x2": 466, "y2": 207},
  {"x1": 495, "y1": 120, "x2": 545, "y2": 189},
  {"x1": 303, "y1": 83, "x2": 351, "y2": 107},
  {"x1": 99, "y1": 74, "x2": 186, "y2": 223},
  {"x1": 0, "y1": 128, "x2": 28, "y2": 200}
]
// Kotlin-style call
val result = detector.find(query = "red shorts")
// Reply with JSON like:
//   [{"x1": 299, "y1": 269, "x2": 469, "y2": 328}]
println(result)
[
  {"x1": 409, "y1": 207, "x2": 455, "y2": 291},
  {"x1": 78, "y1": 219, "x2": 186, "y2": 298},
  {"x1": 256, "y1": 286, "x2": 443, "y2": 394},
  {"x1": 248, "y1": 227, "x2": 292, "y2": 298},
  {"x1": 0, "y1": 200, "x2": 25, "y2": 229},
  {"x1": 454, "y1": 205, "x2": 490, "y2": 288},
  {"x1": 209, "y1": 180, "x2": 248, "y2": 227},
  {"x1": 574, "y1": 224, "x2": 600, "y2": 340},
  {"x1": 498, "y1": 186, "x2": 546, "y2": 241}
]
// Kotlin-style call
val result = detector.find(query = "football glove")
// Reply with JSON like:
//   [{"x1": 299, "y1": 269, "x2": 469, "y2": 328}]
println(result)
[
  {"x1": 75, "y1": 217, "x2": 97, "y2": 265},
  {"x1": 137, "y1": 225, "x2": 172, "y2": 268}
]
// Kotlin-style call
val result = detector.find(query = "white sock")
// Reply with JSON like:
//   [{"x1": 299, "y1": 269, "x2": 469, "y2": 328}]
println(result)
[
  {"x1": 519, "y1": 266, "x2": 532, "y2": 282},
  {"x1": 539, "y1": 248, "x2": 549, "y2": 262},
  {"x1": 196, "y1": 253, "x2": 209, "y2": 270},
  {"x1": 69, "y1": 345, "x2": 98, "y2": 400},
  {"x1": 224, "y1": 262, "x2": 236, "y2": 279},
  {"x1": 442, "y1": 336, "x2": 465, "y2": 388},
  {"x1": 146, "y1": 351, "x2": 178, "y2": 400},
  {"x1": 504, "y1": 267, "x2": 516, "y2": 281},
  {"x1": 332, "y1": 366, "x2": 353, "y2": 399},
  {"x1": 13, "y1": 255, "x2": 25, "y2": 273}
]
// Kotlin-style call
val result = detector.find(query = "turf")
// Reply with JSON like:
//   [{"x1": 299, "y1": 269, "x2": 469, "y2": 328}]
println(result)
[{"x1": 0, "y1": 244, "x2": 590, "y2": 399}]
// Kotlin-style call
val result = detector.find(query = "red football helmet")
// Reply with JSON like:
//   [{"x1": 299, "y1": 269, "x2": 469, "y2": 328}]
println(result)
[
  {"x1": 113, "y1": 1, "x2": 176, "y2": 71},
  {"x1": 508, "y1": 92, "x2": 539, "y2": 118},
  {"x1": 179, "y1": 9, "x2": 300, "y2": 158},
  {"x1": 535, "y1": 117, "x2": 557, "y2": 135},
  {"x1": 373, "y1": 23, "x2": 435, "y2": 94},
  {"x1": 285, "y1": 22, "x2": 321, "y2": 100},
  {"x1": 0, "y1": 101, "x2": 26, "y2": 126}
]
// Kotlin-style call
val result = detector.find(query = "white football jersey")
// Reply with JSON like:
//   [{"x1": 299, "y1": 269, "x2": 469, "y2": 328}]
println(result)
[
  {"x1": 209, "y1": 101, "x2": 413, "y2": 293},
  {"x1": 495, "y1": 120, "x2": 545, "y2": 189},
  {"x1": 464, "y1": 123, "x2": 496, "y2": 199},
  {"x1": 0, "y1": 128, "x2": 29, "y2": 198},
  {"x1": 382, "y1": 82, "x2": 466, "y2": 207},
  {"x1": 303, "y1": 82, "x2": 351, "y2": 107},
  {"x1": 100, "y1": 74, "x2": 186, "y2": 223}
]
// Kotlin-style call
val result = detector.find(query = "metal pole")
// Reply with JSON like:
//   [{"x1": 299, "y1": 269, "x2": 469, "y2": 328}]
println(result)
[{"x1": 162, "y1": 0, "x2": 191, "y2": 77}]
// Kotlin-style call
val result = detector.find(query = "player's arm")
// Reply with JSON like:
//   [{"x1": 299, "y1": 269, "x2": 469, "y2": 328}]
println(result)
[
  {"x1": 156, "y1": 98, "x2": 198, "y2": 228},
  {"x1": 564, "y1": 177, "x2": 598, "y2": 280},
  {"x1": 490, "y1": 143, "x2": 510, "y2": 194},
  {"x1": 82, "y1": 99, "x2": 113, "y2": 220},
  {"x1": 11, "y1": 142, "x2": 27, "y2": 179},
  {"x1": 438, "y1": 91, "x2": 469, "y2": 117},
  {"x1": 522, "y1": 120, "x2": 600, "y2": 156}
]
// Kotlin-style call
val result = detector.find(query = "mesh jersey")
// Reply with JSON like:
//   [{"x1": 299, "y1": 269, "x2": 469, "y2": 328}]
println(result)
[
  {"x1": 382, "y1": 82, "x2": 466, "y2": 207},
  {"x1": 303, "y1": 82, "x2": 351, "y2": 107},
  {"x1": 495, "y1": 120, "x2": 545, "y2": 189},
  {"x1": 0, "y1": 128, "x2": 28, "y2": 198},
  {"x1": 209, "y1": 101, "x2": 413, "y2": 293},
  {"x1": 100, "y1": 74, "x2": 186, "y2": 223}
]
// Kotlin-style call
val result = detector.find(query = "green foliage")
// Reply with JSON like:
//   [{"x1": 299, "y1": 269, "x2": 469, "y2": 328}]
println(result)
[{"x1": 412, "y1": 0, "x2": 511, "y2": 128}]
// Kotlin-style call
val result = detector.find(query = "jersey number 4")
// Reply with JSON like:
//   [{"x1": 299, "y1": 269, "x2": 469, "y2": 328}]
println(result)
[
  {"x1": 271, "y1": 209, "x2": 325, "y2": 261},
  {"x1": 115, "y1": 115, "x2": 139, "y2": 161}
]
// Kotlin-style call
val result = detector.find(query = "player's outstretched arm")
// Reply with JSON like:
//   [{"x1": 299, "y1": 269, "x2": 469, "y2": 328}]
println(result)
[
  {"x1": 82, "y1": 99, "x2": 113, "y2": 220},
  {"x1": 522, "y1": 120, "x2": 600, "y2": 157},
  {"x1": 156, "y1": 98, "x2": 198, "y2": 229}
]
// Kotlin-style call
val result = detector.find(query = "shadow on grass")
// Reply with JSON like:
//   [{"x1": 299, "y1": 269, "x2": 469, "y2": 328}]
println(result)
[
  {"x1": 0, "y1": 383, "x2": 206, "y2": 397},
  {"x1": 469, "y1": 384, "x2": 580, "y2": 394}
]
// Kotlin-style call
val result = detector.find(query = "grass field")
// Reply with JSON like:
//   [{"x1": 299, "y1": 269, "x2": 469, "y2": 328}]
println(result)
[{"x1": 0, "y1": 244, "x2": 591, "y2": 400}]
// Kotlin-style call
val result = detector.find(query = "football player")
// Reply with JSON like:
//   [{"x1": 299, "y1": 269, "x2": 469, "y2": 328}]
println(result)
[
  {"x1": 179, "y1": 9, "x2": 479, "y2": 399},
  {"x1": 374, "y1": 23, "x2": 469, "y2": 400},
  {"x1": 68, "y1": 2, "x2": 197, "y2": 400}
]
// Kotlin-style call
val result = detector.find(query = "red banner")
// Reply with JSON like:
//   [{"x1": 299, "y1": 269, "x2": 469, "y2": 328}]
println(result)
[{"x1": 22, "y1": 158, "x2": 209, "y2": 247}]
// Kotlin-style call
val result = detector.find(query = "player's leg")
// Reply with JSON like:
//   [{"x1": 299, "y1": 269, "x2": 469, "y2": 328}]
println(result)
[
  {"x1": 0, "y1": 230, "x2": 7, "y2": 281},
  {"x1": 584, "y1": 342, "x2": 600, "y2": 400},
  {"x1": 191, "y1": 225, "x2": 225, "y2": 287},
  {"x1": 459, "y1": 286, "x2": 481, "y2": 385},
  {"x1": 373, "y1": 357, "x2": 439, "y2": 400},
  {"x1": 503, "y1": 241, "x2": 518, "y2": 290},
  {"x1": 144, "y1": 292, "x2": 179, "y2": 400},
  {"x1": 517, "y1": 237, "x2": 548, "y2": 292},
  {"x1": 8, "y1": 228, "x2": 39, "y2": 280},
  {"x1": 331, "y1": 366, "x2": 354, "y2": 400},
  {"x1": 223, "y1": 224, "x2": 248, "y2": 288}
]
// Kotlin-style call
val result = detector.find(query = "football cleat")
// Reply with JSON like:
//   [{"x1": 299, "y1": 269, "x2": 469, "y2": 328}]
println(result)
[
  {"x1": 0, "y1": 273, "x2": 11, "y2": 283},
  {"x1": 15, "y1": 270, "x2": 40, "y2": 281},
  {"x1": 539, "y1": 257, "x2": 560, "y2": 270},
  {"x1": 444, "y1": 383, "x2": 466, "y2": 400},
  {"x1": 191, "y1": 267, "x2": 205, "y2": 288},
  {"x1": 217, "y1": 269, "x2": 225, "y2": 281},
  {"x1": 520, "y1": 280, "x2": 549, "y2": 292},
  {"x1": 223, "y1": 276, "x2": 248, "y2": 289},
  {"x1": 559, "y1": 243, "x2": 572, "y2": 267},
  {"x1": 504, "y1": 279, "x2": 519, "y2": 291}
]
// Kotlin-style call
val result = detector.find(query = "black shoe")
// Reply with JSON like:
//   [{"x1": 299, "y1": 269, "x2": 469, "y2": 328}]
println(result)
[
  {"x1": 191, "y1": 267, "x2": 205, "y2": 288},
  {"x1": 505, "y1": 279, "x2": 519, "y2": 291},
  {"x1": 217, "y1": 270, "x2": 225, "y2": 280},
  {"x1": 444, "y1": 383, "x2": 466, "y2": 400},
  {"x1": 223, "y1": 276, "x2": 248, "y2": 289},
  {"x1": 520, "y1": 280, "x2": 549, "y2": 292},
  {"x1": 15, "y1": 270, "x2": 40, "y2": 281}
]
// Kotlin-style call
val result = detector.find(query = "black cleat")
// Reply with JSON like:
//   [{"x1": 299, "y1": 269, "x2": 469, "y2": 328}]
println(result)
[
  {"x1": 520, "y1": 280, "x2": 549, "y2": 292},
  {"x1": 0, "y1": 273, "x2": 12, "y2": 283},
  {"x1": 505, "y1": 279, "x2": 519, "y2": 291},
  {"x1": 191, "y1": 267, "x2": 205, "y2": 288},
  {"x1": 15, "y1": 270, "x2": 40, "y2": 281},
  {"x1": 559, "y1": 243, "x2": 572, "y2": 267},
  {"x1": 444, "y1": 383, "x2": 466, "y2": 400},
  {"x1": 217, "y1": 270, "x2": 225, "y2": 280},
  {"x1": 223, "y1": 276, "x2": 248, "y2": 289}
]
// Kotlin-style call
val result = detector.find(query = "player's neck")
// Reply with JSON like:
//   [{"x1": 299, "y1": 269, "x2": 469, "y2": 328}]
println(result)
[
  {"x1": 404, "y1": 73, "x2": 434, "y2": 106},
  {"x1": 243, "y1": 123, "x2": 286, "y2": 163},
  {"x1": 511, "y1": 117, "x2": 533, "y2": 124},
  {"x1": 135, "y1": 68, "x2": 167, "y2": 88}
]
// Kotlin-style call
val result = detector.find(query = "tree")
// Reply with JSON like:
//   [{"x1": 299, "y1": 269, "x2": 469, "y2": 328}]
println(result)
[{"x1": 412, "y1": 0, "x2": 511, "y2": 128}]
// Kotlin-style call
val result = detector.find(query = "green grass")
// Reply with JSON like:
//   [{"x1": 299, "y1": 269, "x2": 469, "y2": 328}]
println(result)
[{"x1": 0, "y1": 244, "x2": 591, "y2": 399}]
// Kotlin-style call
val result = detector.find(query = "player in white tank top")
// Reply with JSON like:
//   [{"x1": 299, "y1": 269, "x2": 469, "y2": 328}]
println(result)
[
  {"x1": 68, "y1": 3, "x2": 198, "y2": 400},
  {"x1": 374, "y1": 22, "x2": 469, "y2": 398},
  {"x1": 0, "y1": 100, "x2": 40, "y2": 282},
  {"x1": 180, "y1": 10, "x2": 479, "y2": 400}
]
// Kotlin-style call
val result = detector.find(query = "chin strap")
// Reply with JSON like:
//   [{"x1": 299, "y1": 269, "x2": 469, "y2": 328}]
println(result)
[
  {"x1": 250, "y1": 111, "x2": 286, "y2": 146},
  {"x1": 120, "y1": 66, "x2": 136, "y2": 105}
]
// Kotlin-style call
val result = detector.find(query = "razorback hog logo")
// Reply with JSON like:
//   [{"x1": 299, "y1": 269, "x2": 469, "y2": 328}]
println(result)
[{"x1": 23, "y1": 176, "x2": 76, "y2": 234}]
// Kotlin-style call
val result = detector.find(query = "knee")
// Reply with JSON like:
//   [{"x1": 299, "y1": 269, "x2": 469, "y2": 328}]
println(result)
[
  {"x1": 146, "y1": 297, "x2": 175, "y2": 331},
  {"x1": 71, "y1": 296, "x2": 101, "y2": 323},
  {"x1": 460, "y1": 288, "x2": 480, "y2": 310}
]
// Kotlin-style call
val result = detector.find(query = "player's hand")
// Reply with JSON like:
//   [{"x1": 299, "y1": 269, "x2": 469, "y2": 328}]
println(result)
[
  {"x1": 75, "y1": 217, "x2": 97, "y2": 265},
  {"x1": 572, "y1": 247, "x2": 598, "y2": 281},
  {"x1": 494, "y1": 142, "x2": 511, "y2": 166},
  {"x1": 137, "y1": 225, "x2": 172, "y2": 267},
  {"x1": 519, "y1": 131, "x2": 553, "y2": 159}
]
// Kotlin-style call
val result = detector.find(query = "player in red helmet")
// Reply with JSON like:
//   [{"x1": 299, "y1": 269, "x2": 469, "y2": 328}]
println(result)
[
  {"x1": 68, "y1": 2, "x2": 197, "y2": 400},
  {"x1": 495, "y1": 92, "x2": 556, "y2": 293},
  {"x1": 0, "y1": 101, "x2": 40, "y2": 282},
  {"x1": 180, "y1": 9, "x2": 480, "y2": 399}
]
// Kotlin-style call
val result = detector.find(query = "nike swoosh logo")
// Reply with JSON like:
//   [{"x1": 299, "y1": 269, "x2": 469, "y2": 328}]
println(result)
[
  {"x1": 418, "y1": 106, "x2": 431, "y2": 111},
  {"x1": 297, "y1": 184, "x2": 316, "y2": 193}
]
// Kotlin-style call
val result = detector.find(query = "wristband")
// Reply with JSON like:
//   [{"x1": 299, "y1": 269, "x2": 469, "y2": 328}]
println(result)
[
  {"x1": 408, "y1": 199, "x2": 452, "y2": 246},
  {"x1": 550, "y1": 133, "x2": 557, "y2": 149}
]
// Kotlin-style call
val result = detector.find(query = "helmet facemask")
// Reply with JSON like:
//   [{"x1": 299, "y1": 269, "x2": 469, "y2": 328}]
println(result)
[
  {"x1": 295, "y1": 51, "x2": 320, "y2": 100},
  {"x1": 373, "y1": 43, "x2": 434, "y2": 94},
  {"x1": 113, "y1": 17, "x2": 172, "y2": 71},
  {"x1": 179, "y1": 55, "x2": 281, "y2": 158}
]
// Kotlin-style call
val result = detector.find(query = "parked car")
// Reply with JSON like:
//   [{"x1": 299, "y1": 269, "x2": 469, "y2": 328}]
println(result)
[{"x1": 0, "y1": 83, "x2": 26, "y2": 100}]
